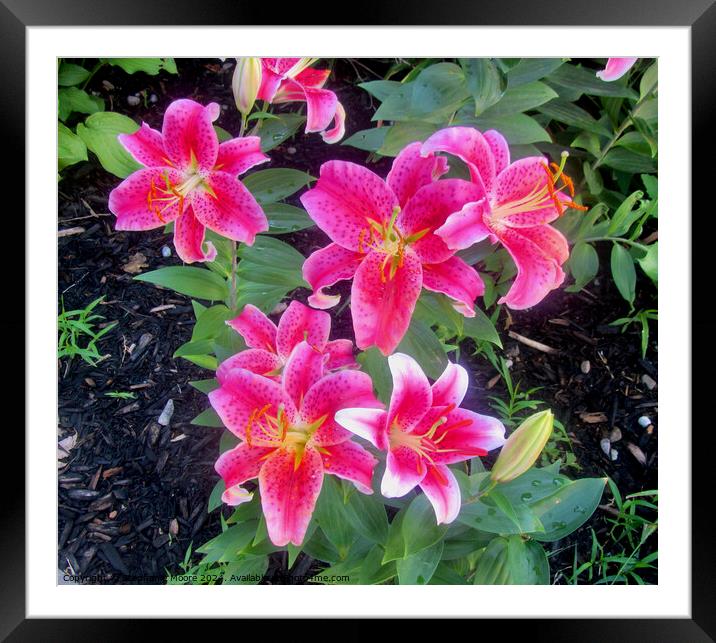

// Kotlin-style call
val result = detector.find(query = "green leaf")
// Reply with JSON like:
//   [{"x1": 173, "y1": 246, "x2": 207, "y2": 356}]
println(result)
[
  {"x1": 58, "y1": 87, "x2": 104, "y2": 121},
  {"x1": 342, "y1": 126, "x2": 390, "y2": 152},
  {"x1": 640, "y1": 61, "x2": 658, "y2": 100},
  {"x1": 458, "y1": 495, "x2": 541, "y2": 534},
  {"x1": 480, "y1": 81, "x2": 557, "y2": 118},
  {"x1": 396, "y1": 318, "x2": 448, "y2": 380},
  {"x1": 608, "y1": 190, "x2": 644, "y2": 236},
  {"x1": 549, "y1": 63, "x2": 638, "y2": 99},
  {"x1": 402, "y1": 494, "x2": 449, "y2": 557},
  {"x1": 359, "y1": 80, "x2": 402, "y2": 101},
  {"x1": 76, "y1": 112, "x2": 142, "y2": 178},
  {"x1": 103, "y1": 57, "x2": 178, "y2": 75},
  {"x1": 530, "y1": 477, "x2": 606, "y2": 542},
  {"x1": 463, "y1": 307, "x2": 502, "y2": 347},
  {"x1": 344, "y1": 488, "x2": 389, "y2": 544},
  {"x1": 602, "y1": 148, "x2": 657, "y2": 173},
  {"x1": 610, "y1": 243, "x2": 637, "y2": 305},
  {"x1": 258, "y1": 114, "x2": 305, "y2": 152},
  {"x1": 641, "y1": 174, "x2": 658, "y2": 200},
  {"x1": 507, "y1": 58, "x2": 565, "y2": 87},
  {"x1": 58, "y1": 122, "x2": 87, "y2": 171},
  {"x1": 378, "y1": 121, "x2": 438, "y2": 157},
  {"x1": 214, "y1": 125, "x2": 233, "y2": 142},
  {"x1": 135, "y1": 266, "x2": 229, "y2": 301},
  {"x1": 314, "y1": 477, "x2": 356, "y2": 559},
  {"x1": 58, "y1": 62, "x2": 90, "y2": 87},
  {"x1": 223, "y1": 555, "x2": 268, "y2": 584},
  {"x1": 262, "y1": 203, "x2": 314, "y2": 235},
  {"x1": 396, "y1": 540, "x2": 444, "y2": 585},
  {"x1": 190, "y1": 407, "x2": 223, "y2": 428},
  {"x1": 357, "y1": 348, "x2": 392, "y2": 403},
  {"x1": 466, "y1": 113, "x2": 551, "y2": 144},
  {"x1": 189, "y1": 378, "x2": 219, "y2": 394},
  {"x1": 196, "y1": 521, "x2": 258, "y2": 563},
  {"x1": 582, "y1": 161, "x2": 603, "y2": 196},
  {"x1": 359, "y1": 545, "x2": 397, "y2": 584},
  {"x1": 242, "y1": 168, "x2": 314, "y2": 204},
  {"x1": 460, "y1": 58, "x2": 506, "y2": 116},
  {"x1": 567, "y1": 242, "x2": 599, "y2": 291},
  {"x1": 429, "y1": 562, "x2": 468, "y2": 585},
  {"x1": 637, "y1": 242, "x2": 658, "y2": 284},
  {"x1": 473, "y1": 535, "x2": 549, "y2": 584},
  {"x1": 208, "y1": 480, "x2": 225, "y2": 512},
  {"x1": 571, "y1": 131, "x2": 601, "y2": 157},
  {"x1": 538, "y1": 99, "x2": 611, "y2": 137}
]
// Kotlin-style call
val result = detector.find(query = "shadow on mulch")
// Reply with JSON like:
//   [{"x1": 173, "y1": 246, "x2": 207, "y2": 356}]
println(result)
[{"x1": 57, "y1": 58, "x2": 657, "y2": 585}]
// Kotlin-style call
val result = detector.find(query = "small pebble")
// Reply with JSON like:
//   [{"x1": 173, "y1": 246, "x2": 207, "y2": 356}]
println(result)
[
  {"x1": 149, "y1": 93, "x2": 158, "y2": 104},
  {"x1": 161, "y1": 245, "x2": 172, "y2": 258},
  {"x1": 609, "y1": 427, "x2": 622, "y2": 442},
  {"x1": 638, "y1": 416, "x2": 652, "y2": 428},
  {"x1": 84, "y1": 377, "x2": 96, "y2": 387},
  {"x1": 580, "y1": 360, "x2": 591, "y2": 374},
  {"x1": 641, "y1": 374, "x2": 657, "y2": 390},
  {"x1": 610, "y1": 448, "x2": 619, "y2": 461},
  {"x1": 504, "y1": 358, "x2": 514, "y2": 369},
  {"x1": 287, "y1": 146, "x2": 297, "y2": 155},
  {"x1": 158, "y1": 399, "x2": 175, "y2": 427},
  {"x1": 600, "y1": 438, "x2": 611, "y2": 456},
  {"x1": 127, "y1": 95, "x2": 141, "y2": 106}
]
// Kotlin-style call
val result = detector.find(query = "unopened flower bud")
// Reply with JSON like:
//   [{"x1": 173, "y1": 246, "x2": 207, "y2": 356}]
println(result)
[
  {"x1": 232, "y1": 57, "x2": 262, "y2": 116},
  {"x1": 490, "y1": 410, "x2": 554, "y2": 484}
]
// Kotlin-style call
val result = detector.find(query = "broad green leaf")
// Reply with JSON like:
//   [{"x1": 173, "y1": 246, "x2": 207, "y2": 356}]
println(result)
[
  {"x1": 344, "y1": 488, "x2": 389, "y2": 544},
  {"x1": 480, "y1": 81, "x2": 557, "y2": 118},
  {"x1": 549, "y1": 63, "x2": 639, "y2": 99},
  {"x1": 583, "y1": 161, "x2": 603, "y2": 195},
  {"x1": 382, "y1": 508, "x2": 407, "y2": 563},
  {"x1": 214, "y1": 125, "x2": 233, "y2": 142},
  {"x1": 135, "y1": 266, "x2": 229, "y2": 301},
  {"x1": 608, "y1": 190, "x2": 644, "y2": 236},
  {"x1": 402, "y1": 494, "x2": 449, "y2": 557},
  {"x1": 473, "y1": 536, "x2": 549, "y2": 585},
  {"x1": 460, "y1": 58, "x2": 506, "y2": 116},
  {"x1": 357, "y1": 347, "x2": 392, "y2": 403},
  {"x1": 637, "y1": 242, "x2": 658, "y2": 284},
  {"x1": 342, "y1": 126, "x2": 391, "y2": 152},
  {"x1": 610, "y1": 243, "x2": 637, "y2": 304},
  {"x1": 259, "y1": 113, "x2": 305, "y2": 152},
  {"x1": 507, "y1": 58, "x2": 565, "y2": 87},
  {"x1": 493, "y1": 467, "x2": 572, "y2": 506},
  {"x1": 223, "y1": 555, "x2": 268, "y2": 584},
  {"x1": 602, "y1": 148, "x2": 657, "y2": 173},
  {"x1": 396, "y1": 318, "x2": 448, "y2": 380},
  {"x1": 190, "y1": 407, "x2": 223, "y2": 428},
  {"x1": 538, "y1": 99, "x2": 611, "y2": 137},
  {"x1": 465, "y1": 113, "x2": 551, "y2": 144},
  {"x1": 463, "y1": 307, "x2": 502, "y2": 347},
  {"x1": 358, "y1": 80, "x2": 402, "y2": 101},
  {"x1": 302, "y1": 527, "x2": 341, "y2": 565},
  {"x1": 103, "y1": 57, "x2": 178, "y2": 75},
  {"x1": 58, "y1": 62, "x2": 90, "y2": 87},
  {"x1": 58, "y1": 87, "x2": 104, "y2": 121},
  {"x1": 314, "y1": 477, "x2": 356, "y2": 559},
  {"x1": 242, "y1": 168, "x2": 314, "y2": 204},
  {"x1": 58, "y1": 122, "x2": 87, "y2": 171},
  {"x1": 641, "y1": 174, "x2": 658, "y2": 200},
  {"x1": 530, "y1": 477, "x2": 607, "y2": 542},
  {"x1": 640, "y1": 61, "x2": 658, "y2": 100},
  {"x1": 359, "y1": 545, "x2": 397, "y2": 584},
  {"x1": 571, "y1": 131, "x2": 601, "y2": 157},
  {"x1": 262, "y1": 202, "x2": 314, "y2": 235},
  {"x1": 396, "y1": 540, "x2": 444, "y2": 585},
  {"x1": 378, "y1": 121, "x2": 438, "y2": 157},
  {"x1": 189, "y1": 378, "x2": 219, "y2": 394},
  {"x1": 458, "y1": 495, "x2": 541, "y2": 534},
  {"x1": 567, "y1": 242, "x2": 599, "y2": 291},
  {"x1": 208, "y1": 480, "x2": 225, "y2": 512},
  {"x1": 76, "y1": 112, "x2": 142, "y2": 178},
  {"x1": 196, "y1": 520, "x2": 258, "y2": 563},
  {"x1": 429, "y1": 562, "x2": 468, "y2": 584}
]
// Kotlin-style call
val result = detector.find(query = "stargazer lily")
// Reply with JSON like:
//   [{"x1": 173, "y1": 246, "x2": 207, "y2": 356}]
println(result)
[
  {"x1": 217, "y1": 300, "x2": 357, "y2": 383},
  {"x1": 300, "y1": 143, "x2": 487, "y2": 355},
  {"x1": 109, "y1": 98, "x2": 269, "y2": 263},
  {"x1": 257, "y1": 57, "x2": 346, "y2": 143},
  {"x1": 424, "y1": 126, "x2": 587, "y2": 309},
  {"x1": 335, "y1": 354, "x2": 506, "y2": 524},
  {"x1": 210, "y1": 340, "x2": 382, "y2": 546},
  {"x1": 596, "y1": 57, "x2": 638, "y2": 82}
]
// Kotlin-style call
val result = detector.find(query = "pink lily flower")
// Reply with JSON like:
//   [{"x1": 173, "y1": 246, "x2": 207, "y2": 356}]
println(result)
[
  {"x1": 210, "y1": 341, "x2": 382, "y2": 546},
  {"x1": 109, "y1": 98, "x2": 269, "y2": 263},
  {"x1": 423, "y1": 126, "x2": 587, "y2": 309},
  {"x1": 596, "y1": 57, "x2": 638, "y2": 82},
  {"x1": 335, "y1": 353, "x2": 505, "y2": 524},
  {"x1": 300, "y1": 142, "x2": 487, "y2": 356},
  {"x1": 257, "y1": 57, "x2": 346, "y2": 143},
  {"x1": 216, "y1": 300, "x2": 357, "y2": 383}
]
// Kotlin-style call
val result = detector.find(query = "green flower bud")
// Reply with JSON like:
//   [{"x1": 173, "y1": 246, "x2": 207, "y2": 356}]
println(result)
[
  {"x1": 490, "y1": 410, "x2": 554, "y2": 484},
  {"x1": 232, "y1": 57, "x2": 262, "y2": 116}
]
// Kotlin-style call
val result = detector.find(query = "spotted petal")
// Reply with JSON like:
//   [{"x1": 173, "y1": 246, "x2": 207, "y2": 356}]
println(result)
[
  {"x1": 215, "y1": 137, "x2": 269, "y2": 176},
  {"x1": 118, "y1": 122, "x2": 167, "y2": 168},
  {"x1": 282, "y1": 341, "x2": 326, "y2": 409},
  {"x1": 276, "y1": 301, "x2": 331, "y2": 361},
  {"x1": 421, "y1": 255, "x2": 484, "y2": 317},
  {"x1": 302, "y1": 243, "x2": 364, "y2": 310},
  {"x1": 334, "y1": 407, "x2": 388, "y2": 450},
  {"x1": 216, "y1": 349, "x2": 281, "y2": 383},
  {"x1": 387, "y1": 141, "x2": 449, "y2": 207},
  {"x1": 161, "y1": 99, "x2": 220, "y2": 172},
  {"x1": 322, "y1": 440, "x2": 378, "y2": 494},
  {"x1": 386, "y1": 353, "x2": 433, "y2": 433},
  {"x1": 428, "y1": 407, "x2": 506, "y2": 465},
  {"x1": 382, "y1": 446, "x2": 427, "y2": 497},
  {"x1": 431, "y1": 362, "x2": 469, "y2": 408},
  {"x1": 419, "y1": 465, "x2": 461, "y2": 524},
  {"x1": 173, "y1": 207, "x2": 217, "y2": 264},
  {"x1": 227, "y1": 304, "x2": 277, "y2": 352},
  {"x1": 215, "y1": 442, "x2": 274, "y2": 506},
  {"x1": 434, "y1": 198, "x2": 492, "y2": 251}
]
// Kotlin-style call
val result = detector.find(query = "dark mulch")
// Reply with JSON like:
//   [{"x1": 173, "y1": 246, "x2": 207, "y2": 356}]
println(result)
[{"x1": 57, "y1": 58, "x2": 657, "y2": 585}]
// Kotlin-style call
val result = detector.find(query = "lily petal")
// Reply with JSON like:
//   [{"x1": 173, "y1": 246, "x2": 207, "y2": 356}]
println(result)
[
  {"x1": 324, "y1": 339, "x2": 358, "y2": 370},
  {"x1": 302, "y1": 370, "x2": 383, "y2": 447},
  {"x1": 320, "y1": 101, "x2": 346, "y2": 144},
  {"x1": 191, "y1": 171, "x2": 268, "y2": 245},
  {"x1": 431, "y1": 362, "x2": 469, "y2": 408},
  {"x1": 387, "y1": 141, "x2": 449, "y2": 207},
  {"x1": 227, "y1": 304, "x2": 277, "y2": 352},
  {"x1": 215, "y1": 349, "x2": 281, "y2": 384},
  {"x1": 276, "y1": 300, "x2": 331, "y2": 361},
  {"x1": 484, "y1": 129, "x2": 510, "y2": 175},
  {"x1": 109, "y1": 167, "x2": 184, "y2": 231},
  {"x1": 421, "y1": 126, "x2": 496, "y2": 193},
  {"x1": 419, "y1": 465, "x2": 461, "y2": 524},
  {"x1": 386, "y1": 353, "x2": 433, "y2": 432},
  {"x1": 300, "y1": 160, "x2": 399, "y2": 251},
  {"x1": 496, "y1": 224, "x2": 569, "y2": 309},
  {"x1": 293, "y1": 67, "x2": 331, "y2": 89},
  {"x1": 208, "y1": 368, "x2": 297, "y2": 439},
  {"x1": 596, "y1": 57, "x2": 638, "y2": 82},
  {"x1": 259, "y1": 446, "x2": 324, "y2": 547},
  {"x1": 422, "y1": 256, "x2": 484, "y2": 317},
  {"x1": 334, "y1": 408, "x2": 388, "y2": 450},
  {"x1": 215, "y1": 442, "x2": 274, "y2": 505},
  {"x1": 282, "y1": 341, "x2": 325, "y2": 409},
  {"x1": 398, "y1": 178, "x2": 486, "y2": 264},
  {"x1": 215, "y1": 136, "x2": 269, "y2": 176},
  {"x1": 173, "y1": 207, "x2": 217, "y2": 264},
  {"x1": 429, "y1": 407, "x2": 506, "y2": 464},
  {"x1": 434, "y1": 198, "x2": 492, "y2": 251},
  {"x1": 302, "y1": 243, "x2": 364, "y2": 310},
  {"x1": 322, "y1": 440, "x2": 378, "y2": 494},
  {"x1": 382, "y1": 446, "x2": 427, "y2": 497},
  {"x1": 257, "y1": 58, "x2": 302, "y2": 101},
  {"x1": 351, "y1": 249, "x2": 423, "y2": 356},
  {"x1": 161, "y1": 99, "x2": 220, "y2": 172},
  {"x1": 118, "y1": 122, "x2": 167, "y2": 168}
]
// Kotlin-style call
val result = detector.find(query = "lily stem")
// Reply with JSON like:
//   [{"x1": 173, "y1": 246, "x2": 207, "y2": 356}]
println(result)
[{"x1": 230, "y1": 240, "x2": 238, "y2": 311}]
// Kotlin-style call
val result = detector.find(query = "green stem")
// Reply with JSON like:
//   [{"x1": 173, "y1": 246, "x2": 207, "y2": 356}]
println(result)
[
  {"x1": 462, "y1": 479, "x2": 497, "y2": 506},
  {"x1": 230, "y1": 240, "x2": 238, "y2": 311}
]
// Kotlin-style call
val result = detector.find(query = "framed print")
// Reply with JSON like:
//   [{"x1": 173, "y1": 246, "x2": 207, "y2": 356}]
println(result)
[{"x1": 5, "y1": 0, "x2": 713, "y2": 637}]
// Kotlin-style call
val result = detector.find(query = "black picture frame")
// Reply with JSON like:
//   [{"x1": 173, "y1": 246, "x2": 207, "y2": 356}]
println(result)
[{"x1": 7, "y1": 0, "x2": 712, "y2": 637}]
